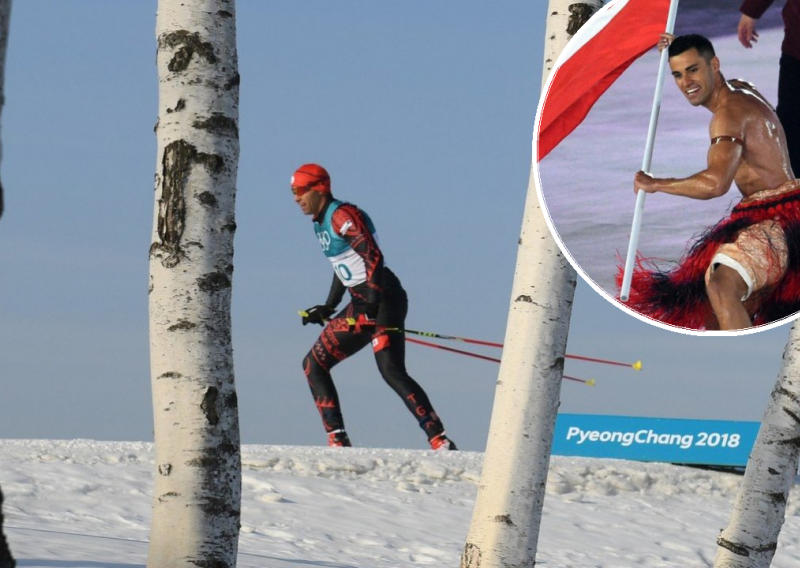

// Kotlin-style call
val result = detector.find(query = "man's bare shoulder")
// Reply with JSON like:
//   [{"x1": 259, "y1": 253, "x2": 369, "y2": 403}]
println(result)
[
  {"x1": 726, "y1": 79, "x2": 776, "y2": 113},
  {"x1": 709, "y1": 103, "x2": 746, "y2": 139}
]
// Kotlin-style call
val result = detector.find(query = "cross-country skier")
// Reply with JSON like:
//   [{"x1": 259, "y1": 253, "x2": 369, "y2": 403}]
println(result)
[{"x1": 292, "y1": 163, "x2": 456, "y2": 450}]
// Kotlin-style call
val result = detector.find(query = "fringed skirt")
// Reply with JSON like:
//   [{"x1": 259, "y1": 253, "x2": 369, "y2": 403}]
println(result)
[{"x1": 617, "y1": 180, "x2": 800, "y2": 329}]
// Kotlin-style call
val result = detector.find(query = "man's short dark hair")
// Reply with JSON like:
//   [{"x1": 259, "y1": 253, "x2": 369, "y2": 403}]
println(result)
[{"x1": 668, "y1": 34, "x2": 716, "y2": 61}]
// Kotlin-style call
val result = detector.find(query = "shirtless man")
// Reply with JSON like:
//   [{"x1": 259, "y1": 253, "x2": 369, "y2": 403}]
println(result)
[{"x1": 629, "y1": 34, "x2": 798, "y2": 331}]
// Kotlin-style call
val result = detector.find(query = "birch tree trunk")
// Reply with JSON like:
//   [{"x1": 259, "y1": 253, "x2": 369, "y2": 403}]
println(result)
[
  {"x1": 0, "y1": 3, "x2": 14, "y2": 566},
  {"x1": 713, "y1": 322, "x2": 800, "y2": 568},
  {"x1": 460, "y1": 2, "x2": 601, "y2": 567},
  {"x1": 0, "y1": 0, "x2": 10, "y2": 221},
  {"x1": 0, "y1": 487, "x2": 13, "y2": 568},
  {"x1": 148, "y1": 1, "x2": 241, "y2": 566}
]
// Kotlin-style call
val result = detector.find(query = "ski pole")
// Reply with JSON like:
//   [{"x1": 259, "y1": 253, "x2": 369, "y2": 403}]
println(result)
[
  {"x1": 405, "y1": 337, "x2": 595, "y2": 386},
  {"x1": 298, "y1": 310, "x2": 640, "y2": 370},
  {"x1": 401, "y1": 328, "x2": 641, "y2": 370}
]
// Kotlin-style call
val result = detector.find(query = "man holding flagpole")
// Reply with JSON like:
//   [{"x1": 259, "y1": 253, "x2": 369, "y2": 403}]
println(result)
[{"x1": 625, "y1": 34, "x2": 800, "y2": 331}]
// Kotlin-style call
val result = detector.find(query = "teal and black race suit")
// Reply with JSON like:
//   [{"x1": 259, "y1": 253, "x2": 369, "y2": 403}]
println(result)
[{"x1": 302, "y1": 199, "x2": 447, "y2": 442}]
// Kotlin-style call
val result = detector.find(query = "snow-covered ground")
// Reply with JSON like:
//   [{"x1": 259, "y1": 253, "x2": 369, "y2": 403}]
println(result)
[{"x1": 2, "y1": 438, "x2": 800, "y2": 567}]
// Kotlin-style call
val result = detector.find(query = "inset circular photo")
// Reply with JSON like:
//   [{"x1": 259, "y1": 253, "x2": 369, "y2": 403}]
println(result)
[{"x1": 534, "y1": 0, "x2": 800, "y2": 336}]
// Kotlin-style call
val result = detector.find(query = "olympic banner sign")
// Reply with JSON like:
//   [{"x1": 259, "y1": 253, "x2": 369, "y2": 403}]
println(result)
[{"x1": 552, "y1": 414, "x2": 761, "y2": 466}]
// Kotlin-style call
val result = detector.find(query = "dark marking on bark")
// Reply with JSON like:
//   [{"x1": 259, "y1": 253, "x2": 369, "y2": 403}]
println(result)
[
  {"x1": 194, "y1": 114, "x2": 239, "y2": 138},
  {"x1": 154, "y1": 139, "x2": 193, "y2": 268},
  {"x1": 224, "y1": 73, "x2": 240, "y2": 91},
  {"x1": 197, "y1": 271, "x2": 232, "y2": 292},
  {"x1": 717, "y1": 536, "x2": 776, "y2": 556},
  {"x1": 551, "y1": 357, "x2": 565, "y2": 371},
  {"x1": 186, "y1": 442, "x2": 238, "y2": 469},
  {"x1": 775, "y1": 387, "x2": 800, "y2": 405},
  {"x1": 156, "y1": 491, "x2": 180, "y2": 505},
  {"x1": 225, "y1": 391, "x2": 239, "y2": 410},
  {"x1": 201, "y1": 387, "x2": 220, "y2": 426},
  {"x1": 515, "y1": 295, "x2": 534, "y2": 303},
  {"x1": 783, "y1": 406, "x2": 800, "y2": 425},
  {"x1": 769, "y1": 492, "x2": 786, "y2": 504},
  {"x1": 158, "y1": 463, "x2": 172, "y2": 476},
  {"x1": 168, "y1": 319, "x2": 197, "y2": 332},
  {"x1": 776, "y1": 436, "x2": 800, "y2": 449},
  {"x1": 567, "y1": 4, "x2": 598, "y2": 36},
  {"x1": 157, "y1": 371, "x2": 183, "y2": 380},
  {"x1": 151, "y1": 140, "x2": 231, "y2": 267},
  {"x1": 198, "y1": 191, "x2": 218, "y2": 208},
  {"x1": 218, "y1": 10, "x2": 233, "y2": 18},
  {"x1": 167, "y1": 98, "x2": 186, "y2": 114},
  {"x1": 717, "y1": 536, "x2": 749, "y2": 556},
  {"x1": 461, "y1": 542, "x2": 482, "y2": 567},
  {"x1": 222, "y1": 221, "x2": 237, "y2": 233},
  {"x1": 199, "y1": 498, "x2": 241, "y2": 519},
  {"x1": 768, "y1": 467, "x2": 780, "y2": 475},
  {"x1": 184, "y1": 241, "x2": 205, "y2": 250},
  {"x1": 159, "y1": 30, "x2": 218, "y2": 73},
  {"x1": 493, "y1": 514, "x2": 514, "y2": 526},
  {"x1": 197, "y1": 152, "x2": 226, "y2": 174}
]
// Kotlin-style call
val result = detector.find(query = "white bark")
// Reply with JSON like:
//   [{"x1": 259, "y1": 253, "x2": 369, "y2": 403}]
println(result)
[
  {"x1": 0, "y1": 0, "x2": 12, "y2": 559},
  {"x1": 714, "y1": 322, "x2": 800, "y2": 568},
  {"x1": 148, "y1": 1, "x2": 241, "y2": 566},
  {"x1": 0, "y1": 0, "x2": 10, "y2": 220},
  {"x1": 460, "y1": 2, "x2": 600, "y2": 567},
  {"x1": 0, "y1": 8, "x2": 11, "y2": 565}
]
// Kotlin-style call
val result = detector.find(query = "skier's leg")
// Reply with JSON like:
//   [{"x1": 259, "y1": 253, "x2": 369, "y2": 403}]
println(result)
[
  {"x1": 372, "y1": 331, "x2": 450, "y2": 445},
  {"x1": 302, "y1": 305, "x2": 371, "y2": 442}
]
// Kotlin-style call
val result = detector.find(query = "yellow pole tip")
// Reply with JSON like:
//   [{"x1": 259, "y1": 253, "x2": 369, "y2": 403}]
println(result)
[
  {"x1": 632, "y1": 360, "x2": 643, "y2": 371},
  {"x1": 298, "y1": 310, "x2": 308, "y2": 317},
  {"x1": 586, "y1": 378, "x2": 596, "y2": 387}
]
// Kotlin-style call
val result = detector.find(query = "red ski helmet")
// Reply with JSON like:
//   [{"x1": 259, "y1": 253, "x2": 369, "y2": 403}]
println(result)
[{"x1": 291, "y1": 163, "x2": 331, "y2": 195}]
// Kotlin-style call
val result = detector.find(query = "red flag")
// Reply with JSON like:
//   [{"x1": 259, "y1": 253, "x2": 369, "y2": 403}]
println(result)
[{"x1": 536, "y1": 0, "x2": 673, "y2": 162}]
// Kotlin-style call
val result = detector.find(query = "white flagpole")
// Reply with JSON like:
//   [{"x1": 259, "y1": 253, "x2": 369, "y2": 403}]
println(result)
[{"x1": 619, "y1": 0, "x2": 680, "y2": 302}]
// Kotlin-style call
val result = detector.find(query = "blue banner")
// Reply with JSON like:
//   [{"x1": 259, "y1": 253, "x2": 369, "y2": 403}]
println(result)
[{"x1": 552, "y1": 414, "x2": 761, "y2": 466}]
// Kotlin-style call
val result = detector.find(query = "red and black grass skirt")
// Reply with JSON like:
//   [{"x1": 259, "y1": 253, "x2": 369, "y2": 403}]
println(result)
[{"x1": 616, "y1": 182, "x2": 800, "y2": 330}]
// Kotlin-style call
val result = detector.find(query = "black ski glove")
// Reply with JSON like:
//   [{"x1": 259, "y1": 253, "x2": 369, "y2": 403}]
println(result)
[{"x1": 302, "y1": 304, "x2": 335, "y2": 326}]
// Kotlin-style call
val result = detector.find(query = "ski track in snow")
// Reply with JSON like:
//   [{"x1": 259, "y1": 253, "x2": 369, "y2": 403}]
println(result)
[{"x1": 2, "y1": 439, "x2": 800, "y2": 567}]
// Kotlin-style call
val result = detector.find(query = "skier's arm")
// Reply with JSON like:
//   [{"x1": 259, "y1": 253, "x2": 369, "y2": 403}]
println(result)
[{"x1": 325, "y1": 274, "x2": 346, "y2": 310}]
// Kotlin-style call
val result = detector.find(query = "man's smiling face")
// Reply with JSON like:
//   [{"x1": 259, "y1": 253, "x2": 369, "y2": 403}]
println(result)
[{"x1": 669, "y1": 48, "x2": 719, "y2": 107}]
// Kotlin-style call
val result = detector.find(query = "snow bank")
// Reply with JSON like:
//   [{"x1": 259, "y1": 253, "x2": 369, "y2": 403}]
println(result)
[{"x1": 2, "y1": 439, "x2": 800, "y2": 567}]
